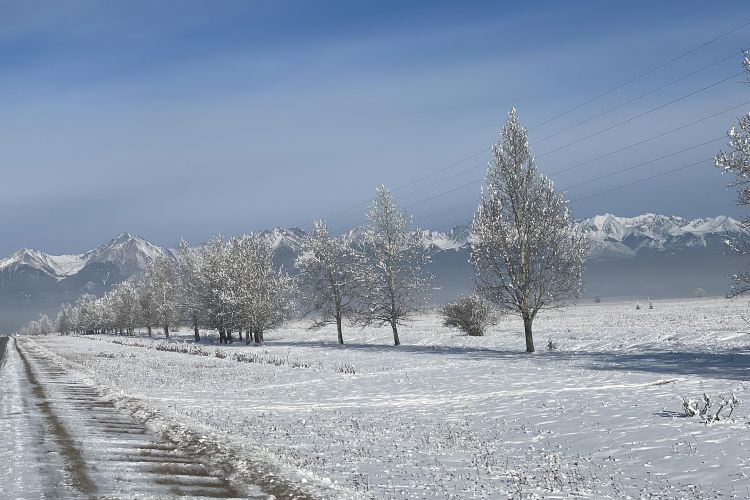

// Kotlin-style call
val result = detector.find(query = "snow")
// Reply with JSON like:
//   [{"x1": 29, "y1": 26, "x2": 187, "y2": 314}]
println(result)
[
  {"x1": 419, "y1": 230, "x2": 465, "y2": 251},
  {"x1": 0, "y1": 248, "x2": 87, "y2": 280},
  {"x1": 21, "y1": 297, "x2": 750, "y2": 498},
  {"x1": 0, "y1": 233, "x2": 168, "y2": 281}
]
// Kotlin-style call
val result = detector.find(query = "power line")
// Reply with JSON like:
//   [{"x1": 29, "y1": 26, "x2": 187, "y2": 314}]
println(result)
[
  {"x1": 568, "y1": 157, "x2": 711, "y2": 203},
  {"x1": 536, "y1": 70, "x2": 745, "y2": 159},
  {"x1": 559, "y1": 137, "x2": 724, "y2": 191},
  {"x1": 314, "y1": 21, "x2": 750, "y2": 230},
  {"x1": 328, "y1": 68, "x2": 745, "y2": 230},
  {"x1": 527, "y1": 20, "x2": 750, "y2": 131},
  {"x1": 533, "y1": 52, "x2": 738, "y2": 145},
  {"x1": 434, "y1": 156, "x2": 714, "y2": 232},
  {"x1": 318, "y1": 149, "x2": 489, "y2": 224},
  {"x1": 548, "y1": 100, "x2": 750, "y2": 176},
  {"x1": 414, "y1": 134, "x2": 729, "y2": 226},
  {"x1": 330, "y1": 88, "x2": 745, "y2": 232},
  {"x1": 396, "y1": 90, "x2": 742, "y2": 222}
]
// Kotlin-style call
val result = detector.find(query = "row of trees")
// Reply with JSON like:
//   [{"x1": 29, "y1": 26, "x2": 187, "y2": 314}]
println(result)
[
  {"x1": 35, "y1": 109, "x2": 586, "y2": 352},
  {"x1": 19, "y1": 313, "x2": 55, "y2": 336},
  {"x1": 50, "y1": 190, "x2": 434, "y2": 347}
]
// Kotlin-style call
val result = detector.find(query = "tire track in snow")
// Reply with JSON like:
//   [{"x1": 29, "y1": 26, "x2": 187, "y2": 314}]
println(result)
[
  {"x1": 13, "y1": 338, "x2": 261, "y2": 498},
  {"x1": 15, "y1": 338, "x2": 97, "y2": 496}
]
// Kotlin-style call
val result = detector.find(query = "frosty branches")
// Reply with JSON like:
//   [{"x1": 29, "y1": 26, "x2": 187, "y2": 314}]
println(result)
[
  {"x1": 471, "y1": 109, "x2": 587, "y2": 352},
  {"x1": 296, "y1": 220, "x2": 366, "y2": 344},
  {"x1": 715, "y1": 49, "x2": 750, "y2": 298},
  {"x1": 355, "y1": 186, "x2": 434, "y2": 346},
  {"x1": 227, "y1": 233, "x2": 296, "y2": 345}
]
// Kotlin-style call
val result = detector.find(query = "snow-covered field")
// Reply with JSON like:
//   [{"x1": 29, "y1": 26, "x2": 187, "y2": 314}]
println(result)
[{"x1": 24, "y1": 297, "x2": 750, "y2": 498}]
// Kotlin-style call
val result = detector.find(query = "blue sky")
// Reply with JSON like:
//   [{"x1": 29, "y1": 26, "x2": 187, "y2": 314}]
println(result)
[{"x1": 1, "y1": 1, "x2": 749, "y2": 255}]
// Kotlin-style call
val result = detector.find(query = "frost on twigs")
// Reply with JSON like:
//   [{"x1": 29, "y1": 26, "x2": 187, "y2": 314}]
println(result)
[
  {"x1": 715, "y1": 50, "x2": 750, "y2": 298},
  {"x1": 353, "y1": 186, "x2": 435, "y2": 346},
  {"x1": 682, "y1": 392, "x2": 740, "y2": 424},
  {"x1": 295, "y1": 219, "x2": 368, "y2": 345},
  {"x1": 440, "y1": 294, "x2": 498, "y2": 337},
  {"x1": 470, "y1": 108, "x2": 587, "y2": 352}
]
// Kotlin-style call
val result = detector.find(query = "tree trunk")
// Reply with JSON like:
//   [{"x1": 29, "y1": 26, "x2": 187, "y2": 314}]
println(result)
[
  {"x1": 164, "y1": 324, "x2": 170, "y2": 339},
  {"x1": 336, "y1": 315, "x2": 344, "y2": 345},
  {"x1": 219, "y1": 329, "x2": 226, "y2": 344},
  {"x1": 227, "y1": 330, "x2": 233, "y2": 344},
  {"x1": 192, "y1": 313, "x2": 200, "y2": 342},
  {"x1": 238, "y1": 330, "x2": 243, "y2": 341},
  {"x1": 391, "y1": 321, "x2": 400, "y2": 346},
  {"x1": 523, "y1": 317, "x2": 534, "y2": 353},
  {"x1": 147, "y1": 326, "x2": 152, "y2": 337}
]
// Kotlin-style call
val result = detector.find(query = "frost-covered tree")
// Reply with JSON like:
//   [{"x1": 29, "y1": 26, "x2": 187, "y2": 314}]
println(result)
[
  {"x1": 38, "y1": 314, "x2": 55, "y2": 334},
  {"x1": 715, "y1": 50, "x2": 750, "y2": 297},
  {"x1": 296, "y1": 220, "x2": 366, "y2": 344},
  {"x1": 111, "y1": 281, "x2": 141, "y2": 335},
  {"x1": 356, "y1": 186, "x2": 434, "y2": 346},
  {"x1": 176, "y1": 239, "x2": 204, "y2": 342},
  {"x1": 144, "y1": 255, "x2": 180, "y2": 338},
  {"x1": 227, "y1": 233, "x2": 296, "y2": 345},
  {"x1": 75, "y1": 293, "x2": 102, "y2": 334},
  {"x1": 56, "y1": 303, "x2": 76, "y2": 335},
  {"x1": 198, "y1": 235, "x2": 234, "y2": 342},
  {"x1": 471, "y1": 109, "x2": 587, "y2": 352},
  {"x1": 137, "y1": 277, "x2": 158, "y2": 337}
]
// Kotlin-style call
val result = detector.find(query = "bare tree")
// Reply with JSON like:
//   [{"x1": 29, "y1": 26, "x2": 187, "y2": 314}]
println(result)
[
  {"x1": 296, "y1": 220, "x2": 366, "y2": 344},
  {"x1": 357, "y1": 186, "x2": 434, "y2": 346},
  {"x1": 715, "y1": 50, "x2": 750, "y2": 297},
  {"x1": 471, "y1": 109, "x2": 587, "y2": 352}
]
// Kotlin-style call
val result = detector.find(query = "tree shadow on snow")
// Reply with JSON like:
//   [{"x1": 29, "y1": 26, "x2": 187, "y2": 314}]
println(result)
[
  {"x1": 579, "y1": 347, "x2": 750, "y2": 381},
  {"x1": 265, "y1": 339, "x2": 525, "y2": 360}
]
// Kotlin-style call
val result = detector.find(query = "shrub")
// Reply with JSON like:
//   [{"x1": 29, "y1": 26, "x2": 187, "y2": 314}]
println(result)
[
  {"x1": 593, "y1": 295, "x2": 601, "y2": 303},
  {"x1": 682, "y1": 392, "x2": 740, "y2": 423},
  {"x1": 440, "y1": 295, "x2": 497, "y2": 337},
  {"x1": 546, "y1": 338, "x2": 558, "y2": 351},
  {"x1": 694, "y1": 288, "x2": 706, "y2": 298}
]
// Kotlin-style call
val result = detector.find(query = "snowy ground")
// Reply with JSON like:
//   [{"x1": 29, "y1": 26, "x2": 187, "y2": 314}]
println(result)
[{"x1": 12, "y1": 297, "x2": 750, "y2": 498}]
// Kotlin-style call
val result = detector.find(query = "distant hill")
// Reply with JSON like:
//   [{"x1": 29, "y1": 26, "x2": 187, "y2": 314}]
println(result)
[{"x1": 1, "y1": 215, "x2": 747, "y2": 331}]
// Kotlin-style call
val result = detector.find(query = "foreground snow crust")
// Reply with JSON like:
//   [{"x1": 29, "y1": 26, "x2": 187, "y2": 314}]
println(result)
[{"x1": 31, "y1": 298, "x2": 750, "y2": 498}]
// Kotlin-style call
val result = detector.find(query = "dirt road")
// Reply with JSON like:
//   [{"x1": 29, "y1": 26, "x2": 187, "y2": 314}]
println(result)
[{"x1": 0, "y1": 337, "x2": 282, "y2": 498}]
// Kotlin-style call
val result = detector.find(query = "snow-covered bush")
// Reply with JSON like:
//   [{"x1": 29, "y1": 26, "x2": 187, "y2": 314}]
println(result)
[
  {"x1": 155, "y1": 341, "x2": 210, "y2": 356},
  {"x1": 682, "y1": 392, "x2": 740, "y2": 423},
  {"x1": 593, "y1": 295, "x2": 602, "y2": 303},
  {"x1": 440, "y1": 295, "x2": 496, "y2": 336}
]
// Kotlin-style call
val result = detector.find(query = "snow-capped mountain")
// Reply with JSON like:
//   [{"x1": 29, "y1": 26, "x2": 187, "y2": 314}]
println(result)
[
  {"x1": 0, "y1": 233, "x2": 168, "y2": 282},
  {"x1": 0, "y1": 233, "x2": 172, "y2": 331},
  {"x1": 0, "y1": 249, "x2": 87, "y2": 281},
  {"x1": 81, "y1": 232, "x2": 168, "y2": 277},
  {"x1": 578, "y1": 214, "x2": 748, "y2": 259},
  {"x1": 1, "y1": 215, "x2": 747, "y2": 331}
]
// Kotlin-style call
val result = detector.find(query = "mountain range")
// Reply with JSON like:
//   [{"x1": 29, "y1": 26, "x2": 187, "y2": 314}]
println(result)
[{"x1": 1, "y1": 214, "x2": 746, "y2": 331}]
